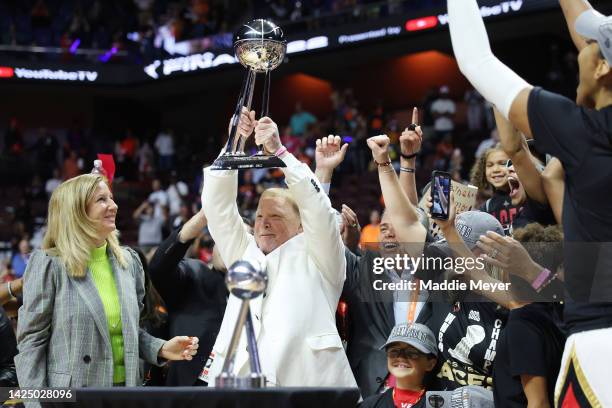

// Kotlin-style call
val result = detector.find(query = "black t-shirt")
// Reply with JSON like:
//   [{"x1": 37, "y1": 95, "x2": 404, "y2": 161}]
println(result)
[
  {"x1": 512, "y1": 198, "x2": 556, "y2": 230},
  {"x1": 415, "y1": 243, "x2": 507, "y2": 391},
  {"x1": 417, "y1": 301, "x2": 506, "y2": 392},
  {"x1": 479, "y1": 190, "x2": 519, "y2": 235},
  {"x1": 493, "y1": 303, "x2": 566, "y2": 407},
  {"x1": 528, "y1": 87, "x2": 612, "y2": 333}
]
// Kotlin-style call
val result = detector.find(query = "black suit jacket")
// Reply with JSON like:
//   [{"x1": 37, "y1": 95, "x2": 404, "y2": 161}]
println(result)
[
  {"x1": 149, "y1": 229, "x2": 228, "y2": 386},
  {"x1": 342, "y1": 248, "x2": 395, "y2": 397},
  {"x1": 0, "y1": 305, "x2": 18, "y2": 386}
]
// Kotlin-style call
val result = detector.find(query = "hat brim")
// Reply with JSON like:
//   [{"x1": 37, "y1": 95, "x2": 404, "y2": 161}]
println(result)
[
  {"x1": 379, "y1": 338, "x2": 433, "y2": 355},
  {"x1": 575, "y1": 9, "x2": 605, "y2": 41}
]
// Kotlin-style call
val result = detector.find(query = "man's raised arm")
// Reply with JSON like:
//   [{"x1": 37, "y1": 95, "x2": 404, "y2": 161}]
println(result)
[{"x1": 202, "y1": 109, "x2": 256, "y2": 268}]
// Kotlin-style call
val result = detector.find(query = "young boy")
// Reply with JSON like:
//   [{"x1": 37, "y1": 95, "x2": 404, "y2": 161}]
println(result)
[{"x1": 360, "y1": 323, "x2": 438, "y2": 408}]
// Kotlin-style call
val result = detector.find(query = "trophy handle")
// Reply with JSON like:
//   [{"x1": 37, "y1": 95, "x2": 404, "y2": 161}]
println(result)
[
  {"x1": 226, "y1": 69, "x2": 257, "y2": 155},
  {"x1": 255, "y1": 70, "x2": 272, "y2": 155},
  {"x1": 244, "y1": 309, "x2": 262, "y2": 374},
  {"x1": 237, "y1": 69, "x2": 257, "y2": 153}
]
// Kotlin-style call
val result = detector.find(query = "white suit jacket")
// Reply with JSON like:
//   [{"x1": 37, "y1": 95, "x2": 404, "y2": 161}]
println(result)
[{"x1": 201, "y1": 153, "x2": 357, "y2": 389}]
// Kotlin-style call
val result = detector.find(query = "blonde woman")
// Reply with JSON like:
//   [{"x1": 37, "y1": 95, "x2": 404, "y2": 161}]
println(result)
[{"x1": 15, "y1": 174, "x2": 198, "y2": 388}]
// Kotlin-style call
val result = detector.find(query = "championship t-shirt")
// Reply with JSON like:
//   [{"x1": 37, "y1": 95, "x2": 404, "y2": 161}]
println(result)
[
  {"x1": 417, "y1": 301, "x2": 506, "y2": 391},
  {"x1": 415, "y1": 243, "x2": 507, "y2": 391},
  {"x1": 528, "y1": 87, "x2": 612, "y2": 333},
  {"x1": 479, "y1": 191, "x2": 519, "y2": 235}
]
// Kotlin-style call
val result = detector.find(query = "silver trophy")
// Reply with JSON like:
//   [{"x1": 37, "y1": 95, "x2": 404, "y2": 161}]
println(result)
[
  {"x1": 212, "y1": 19, "x2": 287, "y2": 170},
  {"x1": 215, "y1": 260, "x2": 268, "y2": 388}
]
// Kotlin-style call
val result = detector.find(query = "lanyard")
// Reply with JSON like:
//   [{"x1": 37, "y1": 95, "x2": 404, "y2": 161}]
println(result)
[{"x1": 406, "y1": 278, "x2": 420, "y2": 323}]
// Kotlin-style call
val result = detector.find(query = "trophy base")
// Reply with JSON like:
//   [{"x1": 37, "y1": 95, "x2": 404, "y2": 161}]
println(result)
[
  {"x1": 215, "y1": 373, "x2": 266, "y2": 389},
  {"x1": 211, "y1": 152, "x2": 286, "y2": 170}
]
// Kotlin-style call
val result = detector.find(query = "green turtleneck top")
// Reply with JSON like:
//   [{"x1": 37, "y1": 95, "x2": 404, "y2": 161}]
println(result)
[{"x1": 88, "y1": 243, "x2": 125, "y2": 384}]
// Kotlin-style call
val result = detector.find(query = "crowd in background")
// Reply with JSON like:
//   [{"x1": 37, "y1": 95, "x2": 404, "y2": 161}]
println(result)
[
  {"x1": 0, "y1": 83, "x2": 496, "y2": 283},
  {"x1": 1, "y1": 0, "x2": 445, "y2": 64}
]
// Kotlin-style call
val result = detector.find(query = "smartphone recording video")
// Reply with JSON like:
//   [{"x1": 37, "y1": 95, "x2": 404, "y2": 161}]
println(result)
[{"x1": 430, "y1": 171, "x2": 451, "y2": 220}]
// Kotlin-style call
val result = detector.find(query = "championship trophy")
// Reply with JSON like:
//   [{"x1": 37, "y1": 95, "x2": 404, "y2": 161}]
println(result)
[
  {"x1": 212, "y1": 19, "x2": 287, "y2": 170},
  {"x1": 215, "y1": 260, "x2": 268, "y2": 388}
]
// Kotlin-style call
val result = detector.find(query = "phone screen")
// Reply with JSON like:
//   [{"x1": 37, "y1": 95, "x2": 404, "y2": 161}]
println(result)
[{"x1": 431, "y1": 172, "x2": 451, "y2": 220}]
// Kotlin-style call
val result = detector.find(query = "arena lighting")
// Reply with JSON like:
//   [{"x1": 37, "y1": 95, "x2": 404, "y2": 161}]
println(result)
[
  {"x1": 144, "y1": 35, "x2": 330, "y2": 79},
  {"x1": 405, "y1": 16, "x2": 438, "y2": 32},
  {"x1": 11, "y1": 68, "x2": 98, "y2": 82},
  {"x1": 286, "y1": 36, "x2": 329, "y2": 54},
  {"x1": 437, "y1": 0, "x2": 524, "y2": 25},
  {"x1": 99, "y1": 46, "x2": 118, "y2": 63},
  {"x1": 338, "y1": 26, "x2": 401, "y2": 44},
  {"x1": 69, "y1": 39, "x2": 81, "y2": 54},
  {"x1": 0, "y1": 66, "x2": 14, "y2": 78},
  {"x1": 144, "y1": 52, "x2": 238, "y2": 79}
]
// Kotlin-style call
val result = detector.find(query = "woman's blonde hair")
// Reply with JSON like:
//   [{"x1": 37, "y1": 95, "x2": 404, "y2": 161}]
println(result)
[
  {"x1": 469, "y1": 143, "x2": 506, "y2": 191},
  {"x1": 42, "y1": 173, "x2": 126, "y2": 278}
]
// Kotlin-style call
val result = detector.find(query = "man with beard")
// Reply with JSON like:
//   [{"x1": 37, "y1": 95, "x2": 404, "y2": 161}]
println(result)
[
  {"x1": 316, "y1": 110, "x2": 432, "y2": 397},
  {"x1": 447, "y1": 1, "x2": 612, "y2": 404}
]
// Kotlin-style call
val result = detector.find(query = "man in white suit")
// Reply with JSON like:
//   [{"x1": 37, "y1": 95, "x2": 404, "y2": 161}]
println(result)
[{"x1": 200, "y1": 111, "x2": 357, "y2": 389}]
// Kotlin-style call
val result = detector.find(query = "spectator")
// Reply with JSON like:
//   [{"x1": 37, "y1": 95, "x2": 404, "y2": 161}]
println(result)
[
  {"x1": 45, "y1": 168, "x2": 62, "y2": 198},
  {"x1": 148, "y1": 178, "x2": 169, "y2": 219},
  {"x1": 62, "y1": 150, "x2": 81, "y2": 180},
  {"x1": 0, "y1": 261, "x2": 17, "y2": 284},
  {"x1": 359, "y1": 209, "x2": 381, "y2": 249},
  {"x1": 464, "y1": 88, "x2": 486, "y2": 131},
  {"x1": 34, "y1": 128, "x2": 59, "y2": 179},
  {"x1": 471, "y1": 145, "x2": 517, "y2": 234},
  {"x1": 10, "y1": 239, "x2": 30, "y2": 279},
  {"x1": 170, "y1": 202, "x2": 191, "y2": 230},
  {"x1": 137, "y1": 138, "x2": 155, "y2": 180},
  {"x1": 475, "y1": 128, "x2": 500, "y2": 159},
  {"x1": 166, "y1": 172, "x2": 189, "y2": 217},
  {"x1": 155, "y1": 129, "x2": 175, "y2": 171},
  {"x1": 493, "y1": 109, "x2": 556, "y2": 230},
  {"x1": 116, "y1": 129, "x2": 139, "y2": 180},
  {"x1": 133, "y1": 200, "x2": 166, "y2": 253},
  {"x1": 289, "y1": 102, "x2": 317, "y2": 137},
  {"x1": 430, "y1": 85, "x2": 456, "y2": 141},
  {"x1": 5, "y1": 118, "x2": 23, "y2": 155},
  {"x1": 0, "y1": 305, "x2": 18, "y2": 387}
]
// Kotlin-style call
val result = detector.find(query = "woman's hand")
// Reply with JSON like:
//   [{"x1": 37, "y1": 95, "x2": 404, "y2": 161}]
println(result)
[
  {"x1": 477, "y1": 231, "x2": 541, "y2": 282},
  {"x1": 159, "y1": 336, "x2": 199, "y2": 361},
  {"x1": 366, "y1": 135, "x2": 391, "y2": 164}
]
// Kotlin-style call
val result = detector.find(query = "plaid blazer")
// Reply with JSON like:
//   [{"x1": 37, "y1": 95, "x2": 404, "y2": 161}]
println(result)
[{"x1": 15, "y1": 247, "x2": 166, "y2": 389}]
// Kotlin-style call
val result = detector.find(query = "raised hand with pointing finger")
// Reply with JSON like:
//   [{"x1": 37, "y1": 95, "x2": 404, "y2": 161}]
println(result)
[{"x1": 400, "y1": 107, "x2": 423, "y2": 157}]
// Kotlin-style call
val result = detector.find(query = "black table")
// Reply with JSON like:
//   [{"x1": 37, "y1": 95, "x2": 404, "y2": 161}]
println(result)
[{"x1": 45, "y1": 387, "x2": 361, "y2": 408}]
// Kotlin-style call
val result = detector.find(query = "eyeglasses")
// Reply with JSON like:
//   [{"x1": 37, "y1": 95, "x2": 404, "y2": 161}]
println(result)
[{"x1": 386, "y1": 348, "x2": 425, "y2": 360}]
